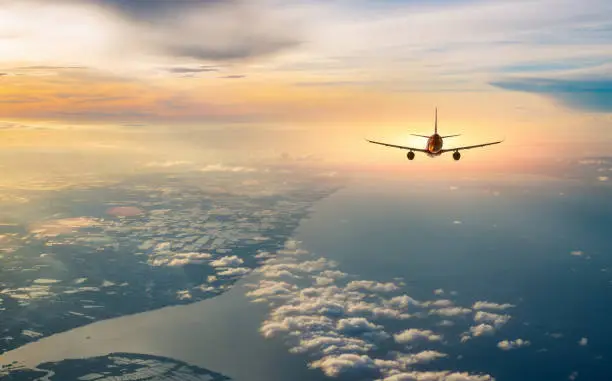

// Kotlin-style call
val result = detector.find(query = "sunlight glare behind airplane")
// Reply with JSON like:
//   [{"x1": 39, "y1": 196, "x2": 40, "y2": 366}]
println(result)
[{"x1": 366, "y1": 108, "x2": 504, "y2": 161}]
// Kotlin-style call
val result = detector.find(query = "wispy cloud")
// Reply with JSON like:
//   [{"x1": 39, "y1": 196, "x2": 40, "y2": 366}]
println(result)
[
  {"x1": 490, "y1": 78, "x2": 612, "y2": 112},
  {"x1": 163, "y1": 66, "x2": 220, "y2": 74},
  {"x1": 472, "y1": 301, "x2": 516, "y2": 311}
]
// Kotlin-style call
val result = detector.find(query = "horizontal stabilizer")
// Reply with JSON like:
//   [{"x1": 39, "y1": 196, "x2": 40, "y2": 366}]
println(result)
[
  {"x1": 411, "y1": 134, "x2": 430, "y2": 138},
  {"x1": 441, "y1": 134, "x2": 461, "y2": 138}
]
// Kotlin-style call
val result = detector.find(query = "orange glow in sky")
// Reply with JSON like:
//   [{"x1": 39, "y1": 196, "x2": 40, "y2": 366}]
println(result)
[{"x1": 1, "y1": 0, "x2": 611, "y2": 170}]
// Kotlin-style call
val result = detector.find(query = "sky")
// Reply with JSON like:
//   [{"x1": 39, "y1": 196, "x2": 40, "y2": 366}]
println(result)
[{"x1": 1, "y1": 0, "x2": 612, "y2": 170}]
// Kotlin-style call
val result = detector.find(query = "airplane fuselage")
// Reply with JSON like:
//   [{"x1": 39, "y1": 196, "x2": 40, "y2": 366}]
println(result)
[
  {"x1": 365, "y1": 107, "x2": 503, "y2": 161},
  {"x1": 426, "y1": 134, "x2": 443, "y2": 156}
]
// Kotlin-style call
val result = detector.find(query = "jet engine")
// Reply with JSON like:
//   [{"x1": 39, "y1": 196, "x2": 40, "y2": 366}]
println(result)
[
  {"x1": 453, "y1": 151, "x2": 461, "y2": 161},
  {"x1": 407, "y1": 151, "x2": 415, "y2": 160}
]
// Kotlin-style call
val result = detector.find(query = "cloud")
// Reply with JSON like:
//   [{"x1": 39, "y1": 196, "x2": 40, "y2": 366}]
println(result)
[
  {"x1": 472, "y1": 301, "x2": 515, "y2": 311},
  {"x1": 337, "y1": 318, "x2": 389, "y2": 340},
  {"x1": 0, "y1": 121, "x2": 45, "y2": 130},
  {"x1": 429, "y1": 307, "x2": 472, "y2": 317},
  {"x1": 578, "y1": 337, "x2": 588, "y2": 346},
  {"x1": 12, "y1": 65, "x2": 87, "y2": 71},
  {"x1": 394, "y1": 329, "x2": 442, "y2": 344},
  {"x1": 570, "y1": 250, "x2": 585, "y2": 256},
  {"x1": 461, "y1": 311, "x2": 512, "y2": 341},
  {"x1": 421, "y1": 299, "x2": 454, "y2": 308},
  {"x1": 200, "y1": 164, "x2": 258, "y2": 173},
  {"x1": 345, "y1": 280, "x2": 399, "y2": 293},
  {"x1": 168, "y1": 253, "x2": 212, "y2": 267},
  {"x1": 497, "y1": 338, "x2": 531, "y2": 350},
  {"x1": 266, "y1": 0, "x2": 612, "y2": 92},
  {"x1": 145, "y1": 160, "x2": 194, "y2": 168},
  {"x1": 216, "y1": 267, "x2": 251, "y2": 277},
  {"x1": 176, "y1": 290, "x2": 192, "y2": 300},
  {"x1": 148, "y1": 252, "x2": 212, "y2": 267},
  {"x1": 379, "y1": 371, "x2": 493, "y2": 381},
  {"x1": 210, "y1": 255, "x2": 244, "y2": 267},
  {"x1": 163, "y1": 66, "x2": 219, "y2": 74},
  {"x1": 490, "y1": 78, "x2": 612, "y2": 112},
  {"x1": 473, "y1": 311, "x2": 511, "y2": 327},
  {"x1": 244, "y1": 241, "x2": 498, "y2": 380},
  {"x1": 220, "y1": 75, "x2": 246, "y2": 79},
  {"x1": 468, "y1": 324, "x2": 496, "y2": 337},
  {"x1": 0, "y1": 0, "x2": 303, "y2": 72},
  {"x1": 385, "y1": 295, "x2": 421, "y2": 309},
  {"x1": 310, "y1": 354, "x2": 379, "y2": 378}
]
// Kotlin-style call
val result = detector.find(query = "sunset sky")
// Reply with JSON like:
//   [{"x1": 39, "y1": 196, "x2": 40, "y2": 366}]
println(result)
[{"x1": 1, "y1": 0, "x2": 612, "y2": 169}]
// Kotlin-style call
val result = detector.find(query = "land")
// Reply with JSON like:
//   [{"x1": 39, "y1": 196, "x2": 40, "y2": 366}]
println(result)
[
  {"x1": 1, "y1": 352, "x2": 232, "y2": 381},
  {"x1": 0, "y1": 166, "x2": 343, "y2": 357}
]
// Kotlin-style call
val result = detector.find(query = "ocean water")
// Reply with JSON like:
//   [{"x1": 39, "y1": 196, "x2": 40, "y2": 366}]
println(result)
[{"x1": 293, "y1": 173, "x2": 612, "y2": 381}]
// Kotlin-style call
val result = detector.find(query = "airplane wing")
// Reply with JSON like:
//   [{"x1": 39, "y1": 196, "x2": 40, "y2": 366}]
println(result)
[
  {"x1": 365, "y1": 139, "x2": 430, "y2": 153},
  {"x1": 439, "y1": 139, "x2": 504, "y2": 153}
]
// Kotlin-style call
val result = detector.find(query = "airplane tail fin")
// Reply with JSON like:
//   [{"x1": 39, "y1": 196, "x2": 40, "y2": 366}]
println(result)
[{"x1": 434, "y1": 107, "x2": 438, "y2": 135}]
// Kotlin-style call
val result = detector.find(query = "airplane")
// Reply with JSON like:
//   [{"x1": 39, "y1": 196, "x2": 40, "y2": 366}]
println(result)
[{"x1": 366, "y1": 108, "x2": 504, "y2": 161}]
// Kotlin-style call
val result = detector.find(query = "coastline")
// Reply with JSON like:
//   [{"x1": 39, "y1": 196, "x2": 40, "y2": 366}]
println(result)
[{"x1": 0, "y1": 172, "x2": 345, "y2": 381}]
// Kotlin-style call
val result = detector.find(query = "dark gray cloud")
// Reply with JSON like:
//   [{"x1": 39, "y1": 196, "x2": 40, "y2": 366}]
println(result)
[
  {"x1": 91, "y1": 0, "x2": 226, "y2": 21},
  {"x1": 167, "y1": 38, "x2": 299, "y2": 61},
  {"x1": 490, "y1": 78, "x2": 612, "y2": 112},
  {"x1": 46, "y1": 0, "x2": 302, "y2": 62},
  {"x1": 164, "y1": 66, "x2": 219, "y2": 74}
]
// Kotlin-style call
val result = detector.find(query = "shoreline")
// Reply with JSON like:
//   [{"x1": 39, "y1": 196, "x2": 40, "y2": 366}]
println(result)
[{"x1": 0, "y1": 176, "x2": 345, "y2": 380}]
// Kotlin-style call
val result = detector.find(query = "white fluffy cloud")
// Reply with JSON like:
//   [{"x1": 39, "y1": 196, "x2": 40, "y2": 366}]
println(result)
[
  {"x1": 430, "y1": 307, "x2": 472, "y2": 317},
  {"x1": 210, "y1": 255, "x2": 244, "y2": 267},
  {"x1": 472, "y1": 301, "x2": 515, "y2": 311},
  {"x1": 244, "y1": 240, "x2": 503, "y2": 380},
  {"x1": 497, "y1": 339, "x2": 531, "y2": 350},
  {"x1": 394, "y1": 329, "x2": 443, "y2": 344},
  {"x1": 149, "y1": 252, "x2": 212, "y2": 267},
  {"x1": 216, "y1": 267, "x2": 251, "y2": 277},
  {"x1": 310, "y1": 354, "x2": 378, "y2": 377},
  {"x1": 346, "y1": 280, "x2": 399, "y2": 293},
  {"x1": 460, "y1": 310, "x2": 512, "y2": 342},
  {"x1": 474, "y1": 311, "x2": 511, "y2": 327},
  {"x1": 469, "y1": 324, "x2": 496, "y2": 337},
  {"x1": 421, "y1": 299, "x2": 454, "y2": 308}
]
